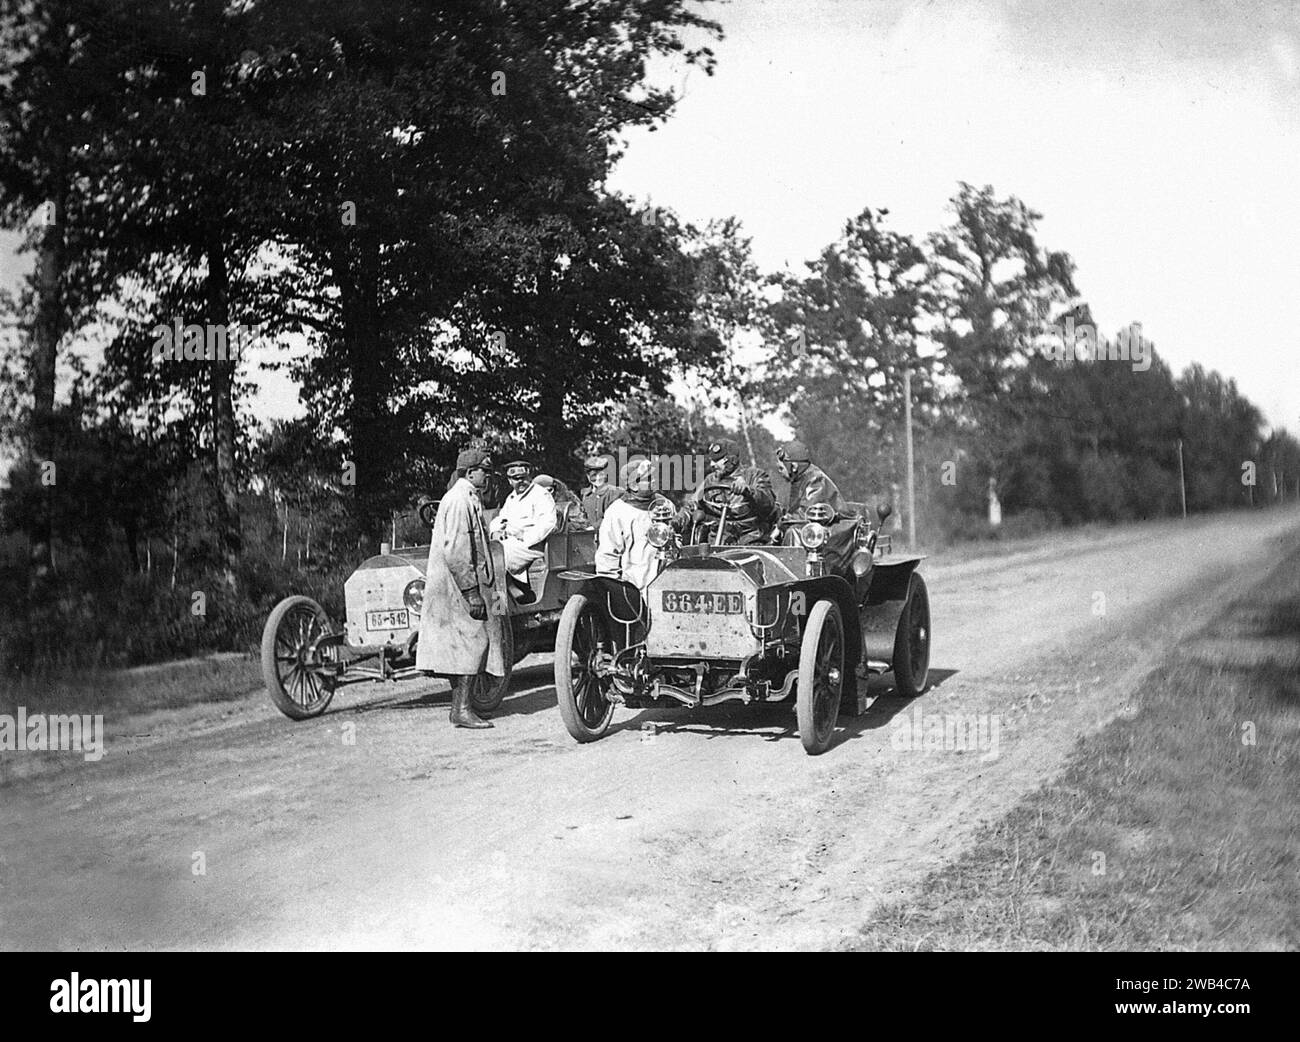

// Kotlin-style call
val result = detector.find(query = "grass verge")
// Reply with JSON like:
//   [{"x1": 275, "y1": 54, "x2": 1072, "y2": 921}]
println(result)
[{"x1": 850, "y1": 548, "x2": 1300, "y2": 951}]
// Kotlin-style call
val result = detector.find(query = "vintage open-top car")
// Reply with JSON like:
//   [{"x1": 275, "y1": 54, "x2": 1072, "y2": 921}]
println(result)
[
  {"x1": 553, "y1": 497, "x2": 930, "y2": 754},
  {"x1": 261, "y1": 493, "x2": 595, "y2": 720}
]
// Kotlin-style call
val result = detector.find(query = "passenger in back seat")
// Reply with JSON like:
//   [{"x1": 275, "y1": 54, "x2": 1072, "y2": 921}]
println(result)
[{"x1": 489, "y1": 458, "x2": 557, "y2": 603}]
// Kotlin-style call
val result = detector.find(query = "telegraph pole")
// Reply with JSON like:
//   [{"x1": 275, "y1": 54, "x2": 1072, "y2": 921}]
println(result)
[
  {"x1": 904, "y1": 366, "x2": 917, "y2": 548},
  {"x1": 1176, "y1": 438, "x2": 1187, "y2": 519}
]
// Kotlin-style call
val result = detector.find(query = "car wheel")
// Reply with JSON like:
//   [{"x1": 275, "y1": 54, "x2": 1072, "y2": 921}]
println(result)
[
  {"x1": 472, "y1": 619, "x2": 515, "y2": 714},
  {"x1": 797, "y1": 599, "x2": 845, "y2": 755},
  {"x1": 261, "y1": 596, "x2": 338, "y2": 720},
  {"x1": 555, "y1": 593, "x2": 616, "y2": 743},
  {"x1": 890, "y1": 573, "x2": 931, "y2": 698}
]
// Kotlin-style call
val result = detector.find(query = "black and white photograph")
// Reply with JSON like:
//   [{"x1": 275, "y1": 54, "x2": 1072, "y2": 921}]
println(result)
[{"x1": 0, "y1": 0, "x2": 1296, "y2": 972}]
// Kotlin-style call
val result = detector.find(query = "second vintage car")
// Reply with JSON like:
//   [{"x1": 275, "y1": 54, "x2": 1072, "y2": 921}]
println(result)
[{"x1": 261, "y1": 492, "x2": 595, "y2": 720}]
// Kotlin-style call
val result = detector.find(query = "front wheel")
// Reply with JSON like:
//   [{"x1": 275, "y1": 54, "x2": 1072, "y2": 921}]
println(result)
[
  {"x1": 555, "y1": 594, "x2": 616, "y2": 742},
  {"x1": 797, "y1": 599, "x2": 845, "y2": 755},
  {"x1": 890, "y1": 573, "x2": 931, "y2": 698},
  {"x1": 261, "y1": 596, "x2": 339, "y2": 720}
]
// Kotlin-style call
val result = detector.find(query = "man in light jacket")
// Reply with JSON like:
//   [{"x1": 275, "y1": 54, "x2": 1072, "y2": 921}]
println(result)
[
  {"x1": 490, "y1": 457, "x2": 557, "y2": 601},
  {"x1": 417, "y1": 446, "x2": 508, "y2": 729},
  {"x1": 596, "y1": 458, "x2": 673, "y2": 591}
]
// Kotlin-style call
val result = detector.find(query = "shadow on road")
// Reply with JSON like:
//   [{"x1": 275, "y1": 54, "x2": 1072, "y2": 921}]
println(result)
[
  {"x1": 335, "y1": 663, "x2": 962, "y2": 757},
  {"x1": 345, "y1": 662, "x2": 559, "y2": 719},
  {"x1": 602, "y1": 666, "x2": 962, "y2": 753}
]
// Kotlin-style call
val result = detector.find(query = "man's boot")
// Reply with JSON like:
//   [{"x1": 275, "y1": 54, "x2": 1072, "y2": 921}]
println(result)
[{"x1": 449, "y1": 675, "x2": 493, "y2": 729}]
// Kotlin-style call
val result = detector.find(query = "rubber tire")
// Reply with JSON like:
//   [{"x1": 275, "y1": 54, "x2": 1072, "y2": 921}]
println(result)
[
  {"x1": 472, "y1": 619, "x2": 515, "y2": 714},
  {"x1": 555, "y1": 594, "x2": 616, "y2": 743},
  {"x1": 890, "y1": 573, "x2": 931, "y2": 698},
  {"x1": 261, "y1": 595, "x2": 338, "y2": 720},
  {"x1": 797, "y1": 599, "x2": 845, "y2": 755}
]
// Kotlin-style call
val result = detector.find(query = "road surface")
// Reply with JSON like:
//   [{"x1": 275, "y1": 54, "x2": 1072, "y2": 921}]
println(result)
[{"x1": 2, "y1": 510, "x2": 1297, "y2": 950}]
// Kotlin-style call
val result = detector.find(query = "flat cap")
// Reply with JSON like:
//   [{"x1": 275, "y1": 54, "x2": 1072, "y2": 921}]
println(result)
[{"x1": 456, "y1": 446, "x2": 492, "y2": 470}]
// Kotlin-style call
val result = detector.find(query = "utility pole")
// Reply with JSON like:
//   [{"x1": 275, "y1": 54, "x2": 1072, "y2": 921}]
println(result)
[
  {"x1": 903, "y1": 367, "x2": 917, "y2": 548},
  {"x1": 1176, "y1": 438, "x2": 1187, "y2": 519}
]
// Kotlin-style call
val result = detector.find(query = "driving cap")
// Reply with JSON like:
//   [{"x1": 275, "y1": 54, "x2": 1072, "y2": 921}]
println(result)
[
  {"x1": 584, "y1": 453, "x2": 611, "y2": 471},
  {"x1": 456, "y1": 446, "x2": 492, "y2": 470},
  {"x1": 502, "y1": 457, "x2": 533, "y2": 475},
  {"x1": 778, "y1": 439, "x2": 810, "y2": 462},
  {"x1": 707, "y1": 438, "x2": 740, "y2": 462}
]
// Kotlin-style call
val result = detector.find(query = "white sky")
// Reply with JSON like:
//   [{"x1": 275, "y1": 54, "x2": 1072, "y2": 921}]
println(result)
[
  {"x1": 3, "y1": 0, "x2": 1296, "y2": 432},
  {"x1": 610, "y1": 0, "x2": 1300, "y2": 432}
]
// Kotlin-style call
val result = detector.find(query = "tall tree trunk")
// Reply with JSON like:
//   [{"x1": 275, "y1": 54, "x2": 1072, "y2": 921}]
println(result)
[
  {"x1": 206, "y1": 233, "x2": 241, "y2": 591},
  {"x1": 334, "y1": 234, "x2": 389, "y2": 545},
  {"x1": 27, "y1": 174, "x2": 67, "y2": 582}
]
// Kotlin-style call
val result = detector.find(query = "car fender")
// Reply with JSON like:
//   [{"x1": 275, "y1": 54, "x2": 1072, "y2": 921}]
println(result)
[
  {"x1": 759, "y1": 575, "x2": 862, "y2": 672},
  {"x1": 859, "y1": 556, "x2": 925, "y2": 663}
]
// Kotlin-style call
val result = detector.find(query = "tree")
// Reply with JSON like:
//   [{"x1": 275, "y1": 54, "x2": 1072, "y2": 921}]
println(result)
[
  {"x1": 0, "y1": 0, "x2": 152, "y2": 575},
  {"x1": 677, "y1": 216, "x2": 774, "y2": 463},
  {"x1": 764, "y1": 206, "x2": 935, "y2": 498},
  {"x1": 928, "y1": 182, "x2": 1078, "y2": 404}
]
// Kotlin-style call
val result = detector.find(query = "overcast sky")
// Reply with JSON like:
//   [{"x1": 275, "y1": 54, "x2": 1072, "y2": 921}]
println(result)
[
  {"x1": 609, "y1": 0, "x2": 1299, "y2": 431},
  {"x1": 3, "y1": 0, "x2": 1296, "y2": 431}
]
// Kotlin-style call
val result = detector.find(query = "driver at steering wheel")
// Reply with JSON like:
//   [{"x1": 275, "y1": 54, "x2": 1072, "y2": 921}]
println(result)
[{"x1": 676, "y1": 439, "x2": 778, "y2": 545}]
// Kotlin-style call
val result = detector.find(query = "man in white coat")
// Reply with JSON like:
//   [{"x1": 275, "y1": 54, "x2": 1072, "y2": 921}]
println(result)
[
  {"x1": 596, "y1": 457, "x2": 674, "y2": 591},
  {"x1": 417, "y1": 446, "x2": 508, "y2": 729},
  {"x1": 490, "y1": 457, "x2": 557, "y2": 601}
]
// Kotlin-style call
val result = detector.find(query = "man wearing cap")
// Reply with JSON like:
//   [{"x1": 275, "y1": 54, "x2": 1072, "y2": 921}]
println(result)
[
  {"x1": 489, "y1": 457, "x2": 557, "y2": 600},
  {"x1": 596, "y1": 457, "x2": 674, "y2": 590},
  {"x1": 776, "y1": 439, "x2": 846, "y2": 520},
  {"x1": 579, "y1": 454, "x2": 622, "y2": 530},
  {"x1": 677, "y1": 438, "x2": 778, "y2": 545},
  {"x1": 445, "y1": 435, "x2": 506, "y2": 509},
  {"x1": 417, "y1": 446, "x2": 507, "y2": 729}
]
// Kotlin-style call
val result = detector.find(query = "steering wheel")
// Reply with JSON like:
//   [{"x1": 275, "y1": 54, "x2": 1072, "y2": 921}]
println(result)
[
  {"x1": 417, "y1": 498, "x2": 440, "y2": 528},
  {"x1": 697, "y1": 484, "x2": 733, "y2": 516}
]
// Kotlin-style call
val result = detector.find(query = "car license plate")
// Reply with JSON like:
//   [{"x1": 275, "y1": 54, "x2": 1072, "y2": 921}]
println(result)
[
  {"x1": 365, "y1": 609, "x2": 409, "y2": 631},
  {"x1": 661, "y1": 591, "x2": 743, "y2": 615}
]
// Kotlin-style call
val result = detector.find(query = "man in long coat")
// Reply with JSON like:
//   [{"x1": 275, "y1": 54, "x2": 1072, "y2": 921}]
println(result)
[{"x1": 418, "y1": 446, "x2": 508, "y2": 729}]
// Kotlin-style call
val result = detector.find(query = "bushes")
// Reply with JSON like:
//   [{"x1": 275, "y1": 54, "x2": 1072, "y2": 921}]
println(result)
[{"x1": 0, "y1": 541, "x2": 354, "y2": 675}]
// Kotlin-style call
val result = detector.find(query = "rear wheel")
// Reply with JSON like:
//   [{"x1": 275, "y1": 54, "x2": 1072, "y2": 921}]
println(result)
[
  {"x1": 797, "y1": 599, "x2": 844, "y2": 755},
  {"x1": 890, "y1": 573, "x2": 931, "y2": 698},
  {"x1": 261, "y1": 596, "x2": 339, "y2": 720},
  {"x1": 556, "y1": 594, "x2": 616, "y2": 742},
  {"x1": 472, "y1": 620, "x2": 515, "y2": 714}
]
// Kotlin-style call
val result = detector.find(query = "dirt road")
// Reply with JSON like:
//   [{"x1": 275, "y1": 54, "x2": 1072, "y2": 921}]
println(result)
[{"x1": 3, "y1": 511, "x2": 1298, "y2": 951}]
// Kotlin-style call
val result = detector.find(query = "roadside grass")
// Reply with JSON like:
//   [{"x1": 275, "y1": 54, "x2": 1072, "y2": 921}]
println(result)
[
  {"x1": 850, "y1": 551, "x2": 1300, "y2": 952},
  {"x1": 0, "y1": 653, "x2": 261, "y2": 719}
]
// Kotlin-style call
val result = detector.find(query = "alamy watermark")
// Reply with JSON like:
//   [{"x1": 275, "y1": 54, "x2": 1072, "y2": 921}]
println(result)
[
  {"x1": 0, "y1": 707, "x2": 104, "y2": 762},
  {"x1": 890, "y1": 707, "x2": 1001, "y2": 761},
  {"x1": 601, "y1": 447, "x2": 712, "y2": 492},
  {"x1": 50, "y1": 973, "x2": 150, "y2": 1022},
  {"x1": 1040, "y1": 318, "x2": 1151, "y2": 372},
  {"x1": 151, "y1": 319, "x2": 261, "y2": 363}
]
